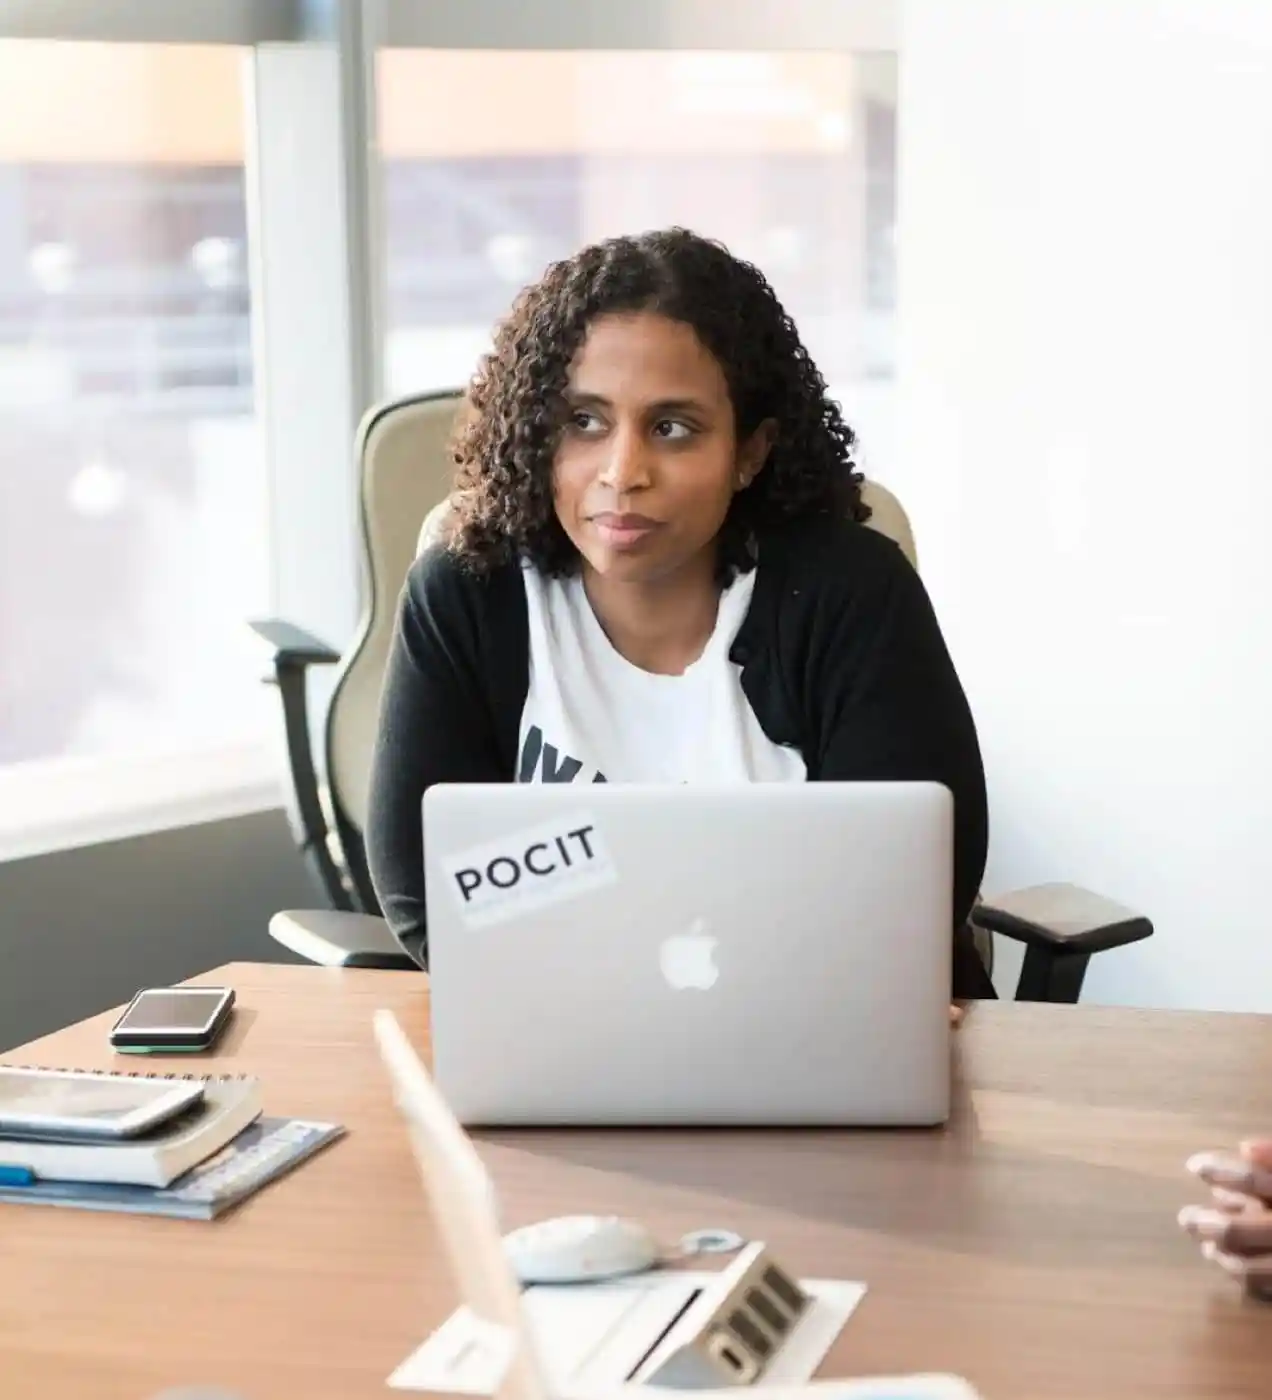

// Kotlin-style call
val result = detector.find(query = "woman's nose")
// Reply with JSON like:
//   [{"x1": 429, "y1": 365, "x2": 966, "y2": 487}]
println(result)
[{"x1": 596, "y1": 426, "x2": 652, "y2": 492}]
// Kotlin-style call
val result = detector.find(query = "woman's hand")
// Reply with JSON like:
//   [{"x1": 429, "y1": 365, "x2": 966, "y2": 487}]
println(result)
[
  {"x1": 1179, "y1": 1139, "x2": 1272, "y2": 1296},
  {"x1": 949, "y1": 1003, "x2": 965, "y2": 1027}
]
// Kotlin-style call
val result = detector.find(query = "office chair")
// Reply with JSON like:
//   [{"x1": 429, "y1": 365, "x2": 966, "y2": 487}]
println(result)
[{"x1": 250, "y1": 391, "x2": 1153, "y2": 1002}]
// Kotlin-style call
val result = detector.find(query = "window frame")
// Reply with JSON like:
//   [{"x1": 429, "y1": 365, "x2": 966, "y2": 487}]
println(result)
[
  {"x1": 0, "y1": 0, "x2": 301, "y2": 45},
  {"x1": 381, "y1": 0, "x2": 898, "y2": 52}
]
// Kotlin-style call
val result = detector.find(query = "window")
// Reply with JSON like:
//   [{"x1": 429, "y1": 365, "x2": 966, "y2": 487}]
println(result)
[
  {"x1": 0, "y1": 8, "x2": 896, "y2": 862},
  {"x1": 0, "y1": 41, "x2": 274, "y2": 857},
  {"x1": 377, "y1": 50, "x2": 898, "y2": 476}
]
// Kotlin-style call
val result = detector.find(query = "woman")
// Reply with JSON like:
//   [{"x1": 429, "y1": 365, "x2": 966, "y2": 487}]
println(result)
[
  {"x1": 367, "y1": 228, "x2": 992, "y2": 1000},
  {"x1": 1180, "y1": 1139, "x2": 1272, "y2": 1296}
]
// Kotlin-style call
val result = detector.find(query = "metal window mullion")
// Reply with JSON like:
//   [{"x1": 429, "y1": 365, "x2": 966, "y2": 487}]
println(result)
[{"x1": 246, "y1": 0, "x2": 382, "y2": 698}]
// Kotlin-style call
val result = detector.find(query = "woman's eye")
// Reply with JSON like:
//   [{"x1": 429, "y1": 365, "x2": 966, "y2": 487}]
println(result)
[
  {"x1": 569, "y1": 409, "x2": 602, "y2": 433},
  {"x1": 652, "y1": 419, "x2": 693, "y2": 441}
]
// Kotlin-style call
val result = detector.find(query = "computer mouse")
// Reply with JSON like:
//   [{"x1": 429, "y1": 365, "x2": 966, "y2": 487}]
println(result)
[{"x1": 503, "y1": 1214, "x2": 661, "y2": 1285}]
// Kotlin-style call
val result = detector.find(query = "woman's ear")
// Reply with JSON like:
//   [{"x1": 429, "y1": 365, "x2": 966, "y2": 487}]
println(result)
[{"x1": 735, "y1": 419, "x2": 778, "y2": 491}]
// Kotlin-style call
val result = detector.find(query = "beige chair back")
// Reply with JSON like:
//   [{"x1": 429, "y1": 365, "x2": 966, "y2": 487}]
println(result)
[
  {"x1": 860, "y1": 479, "x2": 917, "y2": 569},
  {"x1": 328, "y1": 392, "x2": 466, "y2": 837},
  {"x1": 331, "y1": 391, "x2": 919, "y2": 841}
]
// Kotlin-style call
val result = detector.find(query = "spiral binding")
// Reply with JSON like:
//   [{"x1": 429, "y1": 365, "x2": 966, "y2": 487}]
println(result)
[{"x1": 1, "y1": 1064, "x2": 252, "y2": 1082}]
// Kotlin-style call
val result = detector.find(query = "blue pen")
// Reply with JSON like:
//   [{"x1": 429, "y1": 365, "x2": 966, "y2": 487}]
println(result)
[{"x1": 0, "y1": 1165, "x2": 36, "y2": 1186}]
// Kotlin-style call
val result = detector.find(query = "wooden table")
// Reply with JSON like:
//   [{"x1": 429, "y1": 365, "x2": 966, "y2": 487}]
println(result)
[{"x1": 4, "y1": 963, "x2": 1272, "y2": 1400}]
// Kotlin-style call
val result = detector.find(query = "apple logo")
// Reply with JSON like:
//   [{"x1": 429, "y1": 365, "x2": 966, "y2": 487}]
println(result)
[{"x1": 659, "y1": 919, "x2": 720, "y2": 991}]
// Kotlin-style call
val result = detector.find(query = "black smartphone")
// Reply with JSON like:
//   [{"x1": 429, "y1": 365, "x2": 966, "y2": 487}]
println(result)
[{"x1": 109, "y1": 986, "x2": 236, "y2": 1054}]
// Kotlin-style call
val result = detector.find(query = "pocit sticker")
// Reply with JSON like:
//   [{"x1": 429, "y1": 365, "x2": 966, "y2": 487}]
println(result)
[{"x1": 441, "y1": 812, "x2": 617, "y2": 929}]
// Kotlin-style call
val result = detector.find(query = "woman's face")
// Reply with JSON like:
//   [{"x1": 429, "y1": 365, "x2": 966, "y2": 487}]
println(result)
[{"x1": 552, "y1": 311, "x2": 772, "y2": 585}]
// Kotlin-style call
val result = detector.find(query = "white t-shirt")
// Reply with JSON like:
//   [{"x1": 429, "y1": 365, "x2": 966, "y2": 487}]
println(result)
[{"x1": 517, "y1": 565, "x2": 807, "y2": 785}]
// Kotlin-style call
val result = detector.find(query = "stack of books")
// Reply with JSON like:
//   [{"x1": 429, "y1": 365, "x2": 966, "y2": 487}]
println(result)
[{"x1": 0, "y1": 1068, "x2": 343, "y2": 1220}]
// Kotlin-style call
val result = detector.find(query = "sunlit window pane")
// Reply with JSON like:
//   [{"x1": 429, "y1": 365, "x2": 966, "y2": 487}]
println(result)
[
  {"x1": 377, "y1": 50, "x2": 897, "y2": 473},
  {"x1": 0, "y1": 41, "x2": 269, "y2": 767}
]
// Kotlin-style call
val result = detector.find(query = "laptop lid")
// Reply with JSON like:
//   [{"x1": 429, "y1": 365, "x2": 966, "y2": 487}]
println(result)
[{"x1": 423, "y1": 783, "x2": 952, "y2": 1128}]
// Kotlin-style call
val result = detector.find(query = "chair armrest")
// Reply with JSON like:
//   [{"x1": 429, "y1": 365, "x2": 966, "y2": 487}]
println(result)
[
  {"x1": 269, "y1": 910, "x2": 418, "y2": 971},
  {"x1": 247, "y1": 618, "x2": 340, "y2": 669},
  {"x1": 973, "y1": 882, "x2": 1153, "y2": 955},
  {"x1": 247, "y1": 617, "x2": 349, "y2": 910}
]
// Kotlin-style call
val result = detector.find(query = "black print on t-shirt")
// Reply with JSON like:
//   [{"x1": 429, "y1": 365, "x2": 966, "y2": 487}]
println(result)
[{"x1": 517, "y1": 724, "x2": 608, "y2": 784}]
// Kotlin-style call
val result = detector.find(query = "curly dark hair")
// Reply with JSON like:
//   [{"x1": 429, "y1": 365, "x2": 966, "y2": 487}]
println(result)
[{"x1": 446, "y1": 227, "x2": 869, "y2": 578}]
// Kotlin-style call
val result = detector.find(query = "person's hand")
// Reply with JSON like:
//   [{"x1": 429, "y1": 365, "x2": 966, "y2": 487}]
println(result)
[
  {"x1": 949, "y1": 1004, "x2": 965, "y2": 1027},
  {"x1": 1178, "y1": 1139, "x2": 1272, "y2": 1296}
]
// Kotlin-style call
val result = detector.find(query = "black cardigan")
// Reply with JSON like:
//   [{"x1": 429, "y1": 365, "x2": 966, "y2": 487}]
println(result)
[{"x1": 366, "y1": 514, "x2": 993, "y2": 997}]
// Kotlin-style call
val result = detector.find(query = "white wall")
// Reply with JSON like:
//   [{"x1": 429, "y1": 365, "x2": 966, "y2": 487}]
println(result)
[{"x1": 899, "y1": 0, "x2": 1272, "y2": 1011}]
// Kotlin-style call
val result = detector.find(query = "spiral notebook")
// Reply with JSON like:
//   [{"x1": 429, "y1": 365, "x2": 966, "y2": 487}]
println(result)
[{"x1": 0, "y1": 1067, "x2": 262, "y2": 1188}]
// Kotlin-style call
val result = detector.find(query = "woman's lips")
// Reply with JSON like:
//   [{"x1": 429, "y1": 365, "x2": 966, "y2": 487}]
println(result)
[{"x1": 590, "y1": 512, "x2": 662, "y2": 548}]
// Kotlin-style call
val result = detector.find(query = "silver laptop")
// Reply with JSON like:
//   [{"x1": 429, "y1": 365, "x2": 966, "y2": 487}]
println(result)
[{"x1": 423, "y1": 783, "x2": 953, "y2": 1128}]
